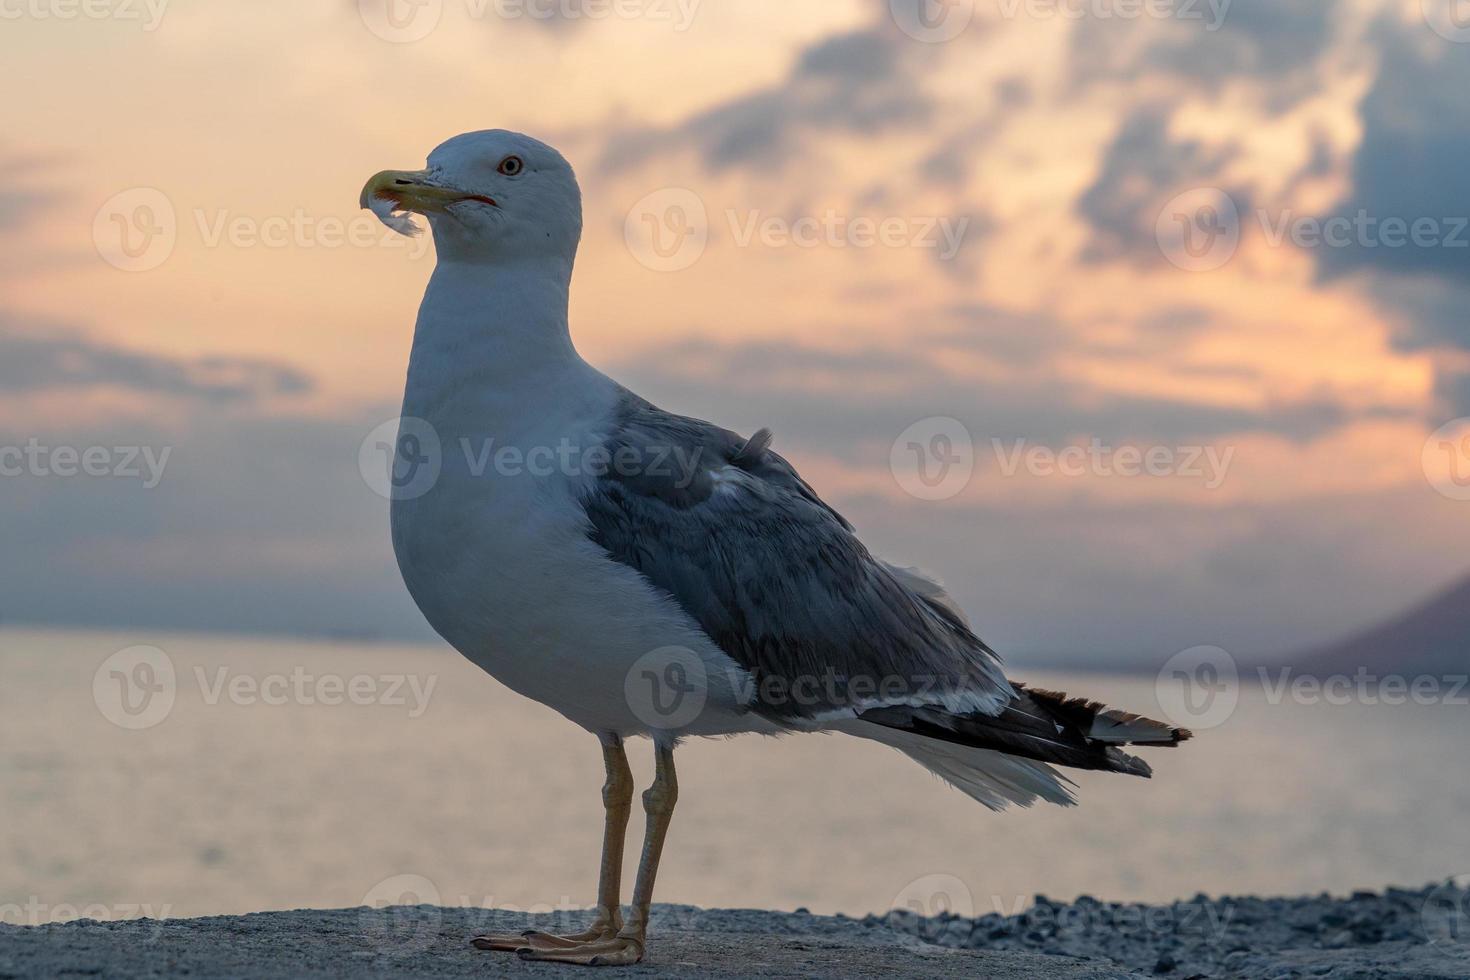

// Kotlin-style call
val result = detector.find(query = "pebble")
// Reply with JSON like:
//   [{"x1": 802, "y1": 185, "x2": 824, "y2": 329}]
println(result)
[{"x1": 872, "y1": 881, "x2": 1470, "y2": 980}]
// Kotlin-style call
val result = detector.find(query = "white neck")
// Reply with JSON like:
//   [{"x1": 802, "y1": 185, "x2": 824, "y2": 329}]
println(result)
[
  {"x1": 399, "y1": 254, "x2": 614, "y2": 443},
  {"x1": 408, "y1": 256, "x2": 580, "y2": 384}
]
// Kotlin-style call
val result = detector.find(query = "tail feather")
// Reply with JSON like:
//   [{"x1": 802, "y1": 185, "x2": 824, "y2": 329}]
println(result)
[
  {"x1": 855, "y1": 682, "x2": 1191, "y2": 794},
  {"x1": 829, "y1": 719, "x2": 1078, "y2": 811}
]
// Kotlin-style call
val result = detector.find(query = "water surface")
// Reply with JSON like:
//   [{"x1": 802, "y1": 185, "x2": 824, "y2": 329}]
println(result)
[{"x1": 3, "y1": 628, "x2": 1466, "y2": 923}]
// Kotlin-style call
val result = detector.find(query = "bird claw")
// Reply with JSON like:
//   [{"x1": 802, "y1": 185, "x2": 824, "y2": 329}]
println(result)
[
  {"x1": 514, "y1": 935, "x2": 644, "y2": 966},
  {"x1": 471, "y1": 926, "x2": 617, "y2": 953}
]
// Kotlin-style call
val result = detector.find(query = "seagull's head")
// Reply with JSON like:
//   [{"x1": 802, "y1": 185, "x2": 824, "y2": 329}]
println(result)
[{"x1": 360, "y1": 130, "x2": 582, "y2": 265}]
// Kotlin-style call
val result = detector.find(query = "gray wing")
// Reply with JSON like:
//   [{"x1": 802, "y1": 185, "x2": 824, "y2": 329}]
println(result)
[{"x1": 580, "y1": 389, "x2": 1012, "y2": 724}]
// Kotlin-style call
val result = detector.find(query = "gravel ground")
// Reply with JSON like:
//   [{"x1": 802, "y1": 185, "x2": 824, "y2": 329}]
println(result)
[
  {"x1": 1, "y1": 883, "x2": 1466, "y2": 979},
  {"x1": 0, "y1": 906, "x2": 1114, "y2": 979},
  {"x1": 873, "y1": 880, "x2": 1470, "y2": 979}
]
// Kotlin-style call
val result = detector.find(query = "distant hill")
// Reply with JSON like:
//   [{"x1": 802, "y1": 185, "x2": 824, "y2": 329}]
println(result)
[{"x1": 1298, "y1": 574, "x2": 1469, "y2": 677}]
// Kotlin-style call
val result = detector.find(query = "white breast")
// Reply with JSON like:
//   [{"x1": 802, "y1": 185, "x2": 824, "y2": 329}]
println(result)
[{"x1": 390, "y1": 355, "x2": 757, "y2": 738}]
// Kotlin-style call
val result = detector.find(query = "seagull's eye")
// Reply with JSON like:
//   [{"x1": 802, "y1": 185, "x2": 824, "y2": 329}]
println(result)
[{"x1": 497, "y1": 156, "x2": 524, "y2": 176}]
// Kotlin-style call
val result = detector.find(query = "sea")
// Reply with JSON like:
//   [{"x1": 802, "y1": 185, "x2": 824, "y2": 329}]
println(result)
[{"x1": 3, "y1": 627, "x2": 1467, "y2": 925}]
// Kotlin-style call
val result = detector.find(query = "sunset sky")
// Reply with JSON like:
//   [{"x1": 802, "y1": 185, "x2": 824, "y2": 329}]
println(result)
[{"x1": 2, "y1": 0, "x2": 1468, "y2": 664}]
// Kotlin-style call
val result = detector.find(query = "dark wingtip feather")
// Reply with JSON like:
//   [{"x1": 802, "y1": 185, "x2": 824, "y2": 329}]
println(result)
[
  {"x1": 1020, "y1": 683, "x2": 1191, "y2": 747},
  {"x1": 1106, "y1": 747, "x2": 1154, "y2": 778}
]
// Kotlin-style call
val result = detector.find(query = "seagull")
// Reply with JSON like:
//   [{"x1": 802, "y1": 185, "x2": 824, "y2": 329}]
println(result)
[{"x1": 360, "y1": 130, "x2": 1191, "y2": 967}]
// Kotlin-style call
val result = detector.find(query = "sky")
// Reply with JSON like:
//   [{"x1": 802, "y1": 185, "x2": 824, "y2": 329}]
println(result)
[{"x1": 1, "y1": 0, "x2": 1468, "y2": 665}]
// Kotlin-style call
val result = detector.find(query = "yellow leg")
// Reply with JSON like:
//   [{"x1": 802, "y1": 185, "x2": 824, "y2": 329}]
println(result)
[
  {"x1": 516, "y1": 741, "x2": 678, "y2": 966},
  {"x1": 472, "y1": 736, "x2": 634, "y2": 952}
]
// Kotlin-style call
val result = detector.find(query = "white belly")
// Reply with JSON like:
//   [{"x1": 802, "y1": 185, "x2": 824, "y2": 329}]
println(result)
[{"x1": 389, "y1": 378, "x2": 758, "y2": 738}]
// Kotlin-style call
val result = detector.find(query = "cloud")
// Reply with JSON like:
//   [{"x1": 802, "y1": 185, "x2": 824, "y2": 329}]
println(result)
[
  {"x1": 1309, "y1": 19, "x2": 1470, "y2": 413},
  {"x1": 598, "y1": 26, "x2": 932, "y2": 174},
  {"x1": 0, "y1": 147, "x2": 67, "y2": 230},
  {"x1": 917, "y1": 77, "x2": 1030, "y2": 189},
  {"x1": 0, "y1": 323, "x2": 1417, "y2": 655},
  {"x1": 610, "y1": 322, "x2": 1362, "y2": 459},
  {"x1": 1069, "y1": 2, "x2": 1336, "y2": 109},
  {"x1": 0, "y1": 146, "x2": 76, "y2": 278},
  {"x1": 841, "y1": 480, "x2": 1470, "y2": 664},
  {"x1": 1076, "y1": 105, "x2": 1243, "y2": 263},
  {"x1": 1317, "y1": 24, "x2": 1470, "y2": 289},
  {"x1": 1144, "y1": 3, "x2": 1334, "y2": 87},
  {"x1": 0, "y1": 402, "x2": 425, "y2": 640},
  {"x1": 0, "y1": 320, "x2": 314, "y2": 404}
]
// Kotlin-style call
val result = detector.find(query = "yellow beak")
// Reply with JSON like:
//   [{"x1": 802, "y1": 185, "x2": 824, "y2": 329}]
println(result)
[{"x1": 359, "y1": 169, "x2": 496, "y2": 213}]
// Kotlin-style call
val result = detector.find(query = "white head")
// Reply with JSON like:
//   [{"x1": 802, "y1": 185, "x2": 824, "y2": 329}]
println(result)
[{"x1": 361, "y1": 130, "x2": 582, "y2": 267}]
